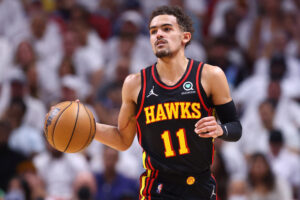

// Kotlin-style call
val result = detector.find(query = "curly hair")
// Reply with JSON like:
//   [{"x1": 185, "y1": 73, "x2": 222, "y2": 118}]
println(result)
[{"x1": 149, "y1": 6, "x2": 194, "y2": 47}]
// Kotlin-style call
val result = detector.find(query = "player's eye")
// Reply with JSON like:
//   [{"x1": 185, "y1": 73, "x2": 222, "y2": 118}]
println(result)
[
  {"x1": 150, "y1": 29, "x2": 157, "y2": 35},
  {"x1": 163, "y1": 27, "x2": 171, "y2": 32}
]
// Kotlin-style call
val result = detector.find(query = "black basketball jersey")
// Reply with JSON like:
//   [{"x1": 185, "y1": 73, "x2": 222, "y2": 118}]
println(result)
[{"x1": 136, "y1": 59, "x2": 214, "y2": 175}]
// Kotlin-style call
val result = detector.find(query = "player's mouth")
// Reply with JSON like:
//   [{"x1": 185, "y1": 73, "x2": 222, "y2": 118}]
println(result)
[{"x1": 155, "y1": 39, "x2": 167, "y2": 47}]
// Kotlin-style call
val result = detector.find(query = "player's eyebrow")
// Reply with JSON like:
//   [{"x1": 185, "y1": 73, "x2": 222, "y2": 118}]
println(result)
[{"x1": 149, "y1": 23, "x2": 173, "y2": 30}]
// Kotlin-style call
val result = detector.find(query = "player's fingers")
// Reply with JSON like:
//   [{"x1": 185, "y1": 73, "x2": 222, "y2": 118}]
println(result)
[
  {"x1": 195, "y1": 120, "x2": 216, "y2": 129},
  {"x1": 198, "y1": 131, "x2": 218, "y2": 138},
  {"x1": 195, "y1": 125, "x2": 217, "y2": 134},
  {"x1": 195, "y1": 116, "x2": 216, "y2": 127},
  {"x1": 75, "y1": 99, "x2": 80, "y2": 103}
]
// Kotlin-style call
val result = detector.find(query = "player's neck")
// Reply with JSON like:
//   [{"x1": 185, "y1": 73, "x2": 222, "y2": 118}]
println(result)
[{"x1": 156, "y1": 52, "x2": 189, "y2": 85}]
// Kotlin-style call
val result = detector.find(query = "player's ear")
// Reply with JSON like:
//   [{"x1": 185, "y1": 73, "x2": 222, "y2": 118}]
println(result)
[{"x1": 182, "y1": 32, "x2": 191, "y2": 45}]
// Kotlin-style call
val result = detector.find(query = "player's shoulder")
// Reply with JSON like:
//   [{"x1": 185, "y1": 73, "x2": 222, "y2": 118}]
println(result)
[
  {"x1": 202, "y1": 63, "x2": 225, "y2": 79},
  {"x1": 123, "y1": 73, "x2": 141, "y2": 89},
  {"x1": 122, "y1": 73, "x2": 141, "y2": 103}
]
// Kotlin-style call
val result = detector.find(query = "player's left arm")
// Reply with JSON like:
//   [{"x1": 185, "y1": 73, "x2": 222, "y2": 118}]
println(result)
[{"x1": 195, "y1": 65, "x2": 242, "y2": 141}]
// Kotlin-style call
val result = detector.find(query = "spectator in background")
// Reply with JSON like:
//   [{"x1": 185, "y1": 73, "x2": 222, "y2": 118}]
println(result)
[
  {"x1": 206, "y1": 37, "x2": 246, "y2": 89},
  {"x1": 89, "y1": 1, "x2": 113, "y2": 40},
  {"x1": 93, "y1": 0, "x2": 121, "y2": 30},
  {"x1": 62, "y1": 28, "x2": 79, "y2": 58},
  {"x1": 240, "y1": 98, "x2": 300, "y2": 156},
  {"x1": 94, "y1": 146, "x2": 139, "y2": 200},
  {"x1": 0, "y1": 36, "x2": 13, "y2": 82},
  {"x1": 4, "y1": 167, "x2": 45, "y2": 200},
  {"x1": 5, "y1": 176, "x2": 30, "y2": 200},
  {"x1": 213, "y1": 139, "x2": 247, "y2": 181},
  {"x1": 60, "y1": 75, "x2": 91, "y2": 103},
  {"x1": 13, "y1": 39, "x2": 61, "y2": 104},
  {"x1": 58, "y1": 56, "x2": 76, "y2": 78},
  {"x1": 211, "y1": 150, "x2": 230, "y2": 200},
  {"x1": 0, "y1": 68, "x2": 47, "y2": 132},
  {"x1": 0, "y1": 0, "x2": 30, "y2": 50},
  {"x1": 247, "y1": 152, "x2": 292, "y2": 200},
  {"x1": 282, "y1": 10, "x2": 300, "y2": 58},
  {"x1": 71, "y1": 19, "x2": 105, "y2": 93},
  {"x1": 0, "y1": 120, "x2": 26, "y2": 193},
  {"x1": 253, "y1": 31, "x2": 300, "y2": 93},
  {"x1": 227, "y1": 179, "x2": 249, "y2": 200},
  {"x1": 33, "y1": 141, "x2": 90, "y2": 199},
  {"x1": 13, "y1": 40, "x2": 60, "y2": 104},
  {"x1": 209, "y1": 0, "x2": 256, "y2": 51},
  {"x1": 267, "y1": 130, "x2": 300, "y2": 199},
  {"x1": 72, "y1": 171, "x2": 97, "y2": 200},
  {"x1": 234, "y1": 53, "x2": 300, "y2": 118},
  {"x1": 4, "y1": 97, "x2": 45, "y2": 158},
  {"x1": 104, "y1": 10, "x2": 155, "y2": 80},
  {"x1": 14, "y1": 41, "x2": 46, "y2": 101},
  {"x1": 247, "y1": 0, "x2": 284, "y2": 60},
  {"x1": 30, "y1": 10, "x2": 63, "y2": 66},
  {"x1": 96, "y1": 57, "x2": 129, "y2": 125}
]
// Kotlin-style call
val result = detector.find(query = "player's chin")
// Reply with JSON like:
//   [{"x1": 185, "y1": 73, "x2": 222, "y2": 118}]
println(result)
[{"x1": 155, "y1": 50, "x2": 171, "y2": 58}]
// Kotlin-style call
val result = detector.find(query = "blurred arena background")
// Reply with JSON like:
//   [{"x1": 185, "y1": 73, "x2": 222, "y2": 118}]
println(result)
[{"x1": 0, "y1": 0, "x2": 299, "y2": 199}]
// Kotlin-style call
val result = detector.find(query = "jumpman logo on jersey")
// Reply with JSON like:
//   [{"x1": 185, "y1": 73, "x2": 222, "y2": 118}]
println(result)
[
  {"x1": 147, "y1": 86, "x2": 158, "y2": 98},
  {"x1": 210, "y1": 186, "x2": 216, "y2": 199}
]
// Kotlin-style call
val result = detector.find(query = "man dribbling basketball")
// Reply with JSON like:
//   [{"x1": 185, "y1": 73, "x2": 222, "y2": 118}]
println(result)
[{"x1": 92, "y1": 6, "x2": 242, "y2": 200}]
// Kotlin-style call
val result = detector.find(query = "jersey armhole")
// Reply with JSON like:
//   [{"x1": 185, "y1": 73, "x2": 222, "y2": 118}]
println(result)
[
  {"x1": 136, "y1": 69, "x2": 146, "y2": 119},
  {"x1": 196, "y1": 63, "x2": 213, "y2": 115}
]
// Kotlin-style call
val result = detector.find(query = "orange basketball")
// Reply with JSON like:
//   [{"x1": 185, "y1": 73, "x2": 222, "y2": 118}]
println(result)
[{"x1": 44, "y1": 101, "x2": 96, "y2": 153}]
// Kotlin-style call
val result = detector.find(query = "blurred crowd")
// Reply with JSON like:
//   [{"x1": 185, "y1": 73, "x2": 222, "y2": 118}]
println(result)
[{"x1": 0, "y1": 0, "x2": 299, "y2": 199}]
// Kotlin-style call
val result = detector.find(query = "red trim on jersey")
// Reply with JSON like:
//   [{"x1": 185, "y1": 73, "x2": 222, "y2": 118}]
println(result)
[
  {"x1": 196, "y1": 62, "x2": 211, "y2": 114},
  {"x1": 147, "y1": 155, "x2": 155, "y2": 171},
  {"x1": 136, "y1": 69, "x2": 146, "y2": 119},
  {"x1": 139, "y1": 173, "x2": 143, "y2": 199},
  {"x1": 147, "y1": 170, "x2": 158, "y2": 200},
  {"x1": 211, "y1": 141, "x2": 215, "y2": 164},
  {"x1": 151, "y1": 59, "x2": 194, "y2": 90},
  {"x1": 136, "y1": 122, "x2": 142, "y2": 145},
  {"x1": 143, "y1": 174, "x2": 151, "y2": 199}
]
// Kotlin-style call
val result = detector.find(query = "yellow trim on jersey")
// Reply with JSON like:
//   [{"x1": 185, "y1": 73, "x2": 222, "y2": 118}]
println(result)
[
  {"x1": 139, "y1": 169, "x2": 152, "y2": 200},
  {"x1": 142, "y1": 151, "x2": 147, "y2": 169}
]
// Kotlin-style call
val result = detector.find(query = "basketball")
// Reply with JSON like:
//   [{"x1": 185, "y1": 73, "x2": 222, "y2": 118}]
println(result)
[{"x1": 44, "y1": 101, "x2": 96, "y2": 153}]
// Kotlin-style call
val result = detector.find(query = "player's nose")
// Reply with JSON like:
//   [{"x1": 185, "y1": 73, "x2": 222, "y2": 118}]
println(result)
[{"x1": 156, "y1": 29, "x2": 164, "y2": 39}]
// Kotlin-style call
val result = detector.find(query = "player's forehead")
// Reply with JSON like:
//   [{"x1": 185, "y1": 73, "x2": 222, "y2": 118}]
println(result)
[{"x1": 149, "y1": 14, "x2": 179, "y2": 29}]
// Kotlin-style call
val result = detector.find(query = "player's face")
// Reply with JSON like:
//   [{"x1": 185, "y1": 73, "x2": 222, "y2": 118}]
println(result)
[{"x1": 149, "y1": 15, "x2": 185, "y2": 58}]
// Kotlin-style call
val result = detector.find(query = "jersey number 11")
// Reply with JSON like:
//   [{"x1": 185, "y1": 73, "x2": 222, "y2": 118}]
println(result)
[{"x1": 161, "y1": 128, "x2": 190, "y2": 158}]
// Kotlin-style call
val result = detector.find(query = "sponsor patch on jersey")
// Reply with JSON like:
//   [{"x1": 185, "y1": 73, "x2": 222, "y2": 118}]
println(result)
[{"x1": 182, "y1": 81, "x2": 196, "y2": 95}]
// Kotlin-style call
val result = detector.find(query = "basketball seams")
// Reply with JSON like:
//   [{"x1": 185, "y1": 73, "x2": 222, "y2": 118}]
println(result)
[
  {"x1": 63, "y1": 102, "x2": 80, "y2": 152},
  {"x1": 51, "y1": 101, "x2": 73, "y2": 148}
]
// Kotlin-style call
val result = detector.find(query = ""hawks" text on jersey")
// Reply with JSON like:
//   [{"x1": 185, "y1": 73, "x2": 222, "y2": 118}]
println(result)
[{"x1": 144, "y1": 102, "x2": 201, "y2": 124}]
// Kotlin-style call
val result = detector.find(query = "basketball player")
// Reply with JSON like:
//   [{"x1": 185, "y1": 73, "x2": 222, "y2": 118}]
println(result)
[{"x1": 93, "y1": 6, "x2": 242, "y2": 200}]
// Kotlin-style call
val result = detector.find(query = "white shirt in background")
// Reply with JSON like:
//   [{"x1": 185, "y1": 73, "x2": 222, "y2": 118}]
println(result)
[{"x1": 34, "y1": 152, "x2": 90, "y2": 199}]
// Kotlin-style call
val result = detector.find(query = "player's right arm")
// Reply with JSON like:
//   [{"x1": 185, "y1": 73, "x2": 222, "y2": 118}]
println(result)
[{"x1": 94, "y1": 73, "x2": 141, "y2": 151}]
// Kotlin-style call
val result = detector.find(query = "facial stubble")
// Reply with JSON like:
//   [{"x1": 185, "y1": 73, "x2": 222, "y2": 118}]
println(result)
[{"x1": 155, "y1": 48, "x2": 172, "y2": 58}]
